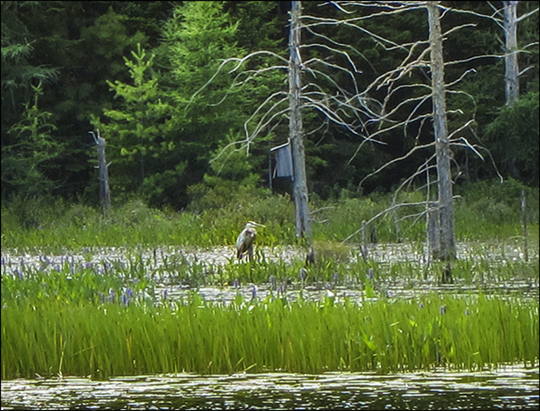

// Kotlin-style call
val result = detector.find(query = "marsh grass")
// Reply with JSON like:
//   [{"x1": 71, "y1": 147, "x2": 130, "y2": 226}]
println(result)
[
  {"x1": 2, "y1": 286, "x2": 538, "y2": 379},
  {"x1": 312, "y1": 240, "x2": 352, "y2": 263},
  {"x1": 2, "y1": 181, "x2": 538, "y2": 379},
  {"x1": 2, "y1": 246, "x2": 537, "y2": 296},
  {"x1": 2, "y1": 181, "x2": 538, "y2": 251},
  {"x1": 2, "y1": 249, "x2": 538, "y2": 380}
]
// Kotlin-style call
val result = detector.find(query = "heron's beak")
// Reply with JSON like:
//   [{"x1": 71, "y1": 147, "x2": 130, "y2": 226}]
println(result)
[{"x1": 248, "y1": 221, "x2": 265, "y2": 228}]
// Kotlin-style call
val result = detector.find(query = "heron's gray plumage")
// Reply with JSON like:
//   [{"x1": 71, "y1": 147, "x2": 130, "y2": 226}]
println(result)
[{"x1": 236, "y1": 221, "x2": 265, "y2": 260}]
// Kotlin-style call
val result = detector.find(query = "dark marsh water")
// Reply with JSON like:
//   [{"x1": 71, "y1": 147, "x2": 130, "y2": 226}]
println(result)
[{"x1": 2, "y1": 367, "x2": 539, "y2": 410}]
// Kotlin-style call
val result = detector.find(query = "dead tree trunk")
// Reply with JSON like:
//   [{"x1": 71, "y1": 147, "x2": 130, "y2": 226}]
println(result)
[
  {"x1": 504, "y1": 1, "x2": 521, "y2": 178},
  {"x1": 427, "y1": 1, "x2": 456, "y2": 262},
  {"x1": 90, "y1": 130, "x2": 111, "y2": 216},
  {"x1": 504, "y1": 1, "x2": 520, "y2": 106},
  {"x1": 289, "y1": 1, "x2": 312, "y2": 242}
]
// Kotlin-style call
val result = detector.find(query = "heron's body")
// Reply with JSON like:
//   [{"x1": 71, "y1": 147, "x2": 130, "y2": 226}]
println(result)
[{"x1": 236, "y1": 221, "x2": 264, "y2": 261}]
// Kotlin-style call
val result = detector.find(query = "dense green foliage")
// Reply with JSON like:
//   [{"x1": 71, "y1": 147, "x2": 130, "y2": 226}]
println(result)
[
  {"x1": 1, "y1": 180, "x2": 538, "y2": 250},
  {"x1": 2, "y1": 183, "x2": 538, "y2": 379},
  {"x1": 2, "y1": 258, "x2": 538, "y2": 378},
  {"x1": 1, "y1": 1, "x2": 538, "y2": 210},
  {"x1": 3, "y1": 293, "x2": 537, "y2": 378}
]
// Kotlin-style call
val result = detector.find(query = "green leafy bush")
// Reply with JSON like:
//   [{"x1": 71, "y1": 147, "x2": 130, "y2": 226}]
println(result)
[{"x1": 2, "y1": 179, "x2": 538, "y2": 249}]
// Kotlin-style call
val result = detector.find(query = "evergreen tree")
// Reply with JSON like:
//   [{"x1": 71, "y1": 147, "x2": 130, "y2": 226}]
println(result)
[
  {"x1": 92, "y1": 44, "x2": 179, "y2": 207},
  {"x1": 2, "y1": 82, "x2": 63, "y2": 198},
  {"x1": 162, "y1": 1, "x2": 275, "y2": 207}
]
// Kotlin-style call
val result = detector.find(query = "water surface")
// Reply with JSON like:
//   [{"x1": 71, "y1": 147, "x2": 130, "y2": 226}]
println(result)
[{"x1": 2, "y1": 367, "x2": 538, "y2": 410}]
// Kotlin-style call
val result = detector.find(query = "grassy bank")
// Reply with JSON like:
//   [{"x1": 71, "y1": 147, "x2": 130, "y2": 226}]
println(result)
[{"x1": 1, "y1": 180, "x2": 538, "y2": 251}]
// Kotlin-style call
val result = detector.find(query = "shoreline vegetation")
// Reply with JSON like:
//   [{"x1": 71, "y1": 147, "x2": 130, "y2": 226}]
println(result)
[
  {"x1": 2, "y1": 288, "x2": 538, "y2": 379},
  {"x1": 1, "y1": 181, "x2": 539, "y2": 379},
  {"x1": 2, "y1": 180, "x2": 538, "y2": 250}
]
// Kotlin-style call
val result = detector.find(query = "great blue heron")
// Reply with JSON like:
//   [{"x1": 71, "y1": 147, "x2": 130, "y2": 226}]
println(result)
[{"x1": 236, "y1": 221, "x2": 265, "y2": 261}]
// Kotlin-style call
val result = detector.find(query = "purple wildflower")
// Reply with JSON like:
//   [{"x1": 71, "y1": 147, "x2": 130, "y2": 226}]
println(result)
[
  {"x1": 299, "y1": 268, "x2": 307, "y2": 281},
  {"x1": 367, "y1": 268, "x2": 374, "y2": 280},
  {"x1": 251, "y1": 284, "x2": 257, "y2": 300},
  {"x1": 39, "y1": 255, "x2": 51, "y2": 265}
]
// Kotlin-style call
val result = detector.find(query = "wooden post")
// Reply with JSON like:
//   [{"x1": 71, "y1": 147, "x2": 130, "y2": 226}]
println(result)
[
  {"x1": 521, "y1": 189, "x2": 528, "y2": 262},
  {"x1": 361, "y1": 220, "x2": 368, "y2": 261},
  {"x1": 90, "y1": 130, "x2": 111, "y2": 215},
  {"x1": 370, "y1": 224, "x2": 377, "y2": 244},
  {"x1": 393, "y1": 208, "x2": 401, "y2": 243}
]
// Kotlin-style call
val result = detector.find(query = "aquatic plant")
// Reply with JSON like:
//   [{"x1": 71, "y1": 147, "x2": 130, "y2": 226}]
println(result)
[
  {"x1": 2, "y1": 284, "x2": 538, "y2": 379},
  {"x1": 2, "y1": 240, "x2": 538, "y2": 380}
]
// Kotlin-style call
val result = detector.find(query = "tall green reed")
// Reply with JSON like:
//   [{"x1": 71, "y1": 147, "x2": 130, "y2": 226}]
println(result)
[{"x1": 3, "y1": 289, "x2": 538, "y2": 379}]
